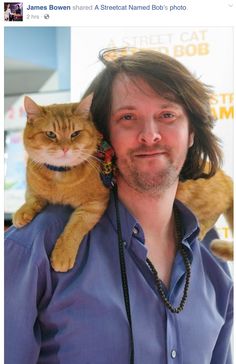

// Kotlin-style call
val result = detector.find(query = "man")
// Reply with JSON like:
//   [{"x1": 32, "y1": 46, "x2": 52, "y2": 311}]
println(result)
[
  {"x1": 5, "y1": 49, "x2": 233, "y2": 363},
  {"x1": 15, "y1": 4, "x2": 22, "y2": 14}
]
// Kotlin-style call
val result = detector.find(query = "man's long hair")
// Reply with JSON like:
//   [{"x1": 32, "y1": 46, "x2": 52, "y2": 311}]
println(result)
[{"x1": 84, "y1": 49, "x2": 222, "y2": 180}]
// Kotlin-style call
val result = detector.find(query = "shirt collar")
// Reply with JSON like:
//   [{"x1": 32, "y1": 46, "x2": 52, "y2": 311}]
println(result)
[
  {"x1": 174, "y1": 199, "x2": 200, "y2": 246},
  {"x1": 105, "y1": 190, "x2": 200, "y2": 257},
  {"x1": 105, "y1": 190, "x2": 138, "y2": 248}
]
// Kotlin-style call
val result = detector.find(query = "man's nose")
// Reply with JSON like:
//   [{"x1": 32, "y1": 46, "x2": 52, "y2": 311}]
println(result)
[{"x1": 138, "y1": 120, "x2": 161, "y2": 144}]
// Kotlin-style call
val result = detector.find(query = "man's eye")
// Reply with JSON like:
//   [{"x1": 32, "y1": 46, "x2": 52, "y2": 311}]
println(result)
[
  {"x1": 160, "y1": 112, "x2": 176, "y2": 120},
  {"x1": 121, "y1": 114, "x2": 134, "y2": 121},
  {"x1": 71, "y1": 130, "x2": 81, "y2": 138},
  {"x1": 45, "y1": 131, "x2": 57, "y2": 139}
]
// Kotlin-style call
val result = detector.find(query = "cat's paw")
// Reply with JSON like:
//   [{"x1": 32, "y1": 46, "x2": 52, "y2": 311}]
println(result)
[
  {"x1": 13, "y1": 205, "x2": 37, "y2": 228},
  {"x1": 50, "y1": 237, "x2": 77, "y2": 272}
]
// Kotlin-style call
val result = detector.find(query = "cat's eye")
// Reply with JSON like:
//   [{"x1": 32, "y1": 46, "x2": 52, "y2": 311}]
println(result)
[
  {"x1": 71, "y1": 131, "x2": 81, "y2": 139},
  {"x1": 45, "y1": 131, "x2": 57, "y2": 139}
]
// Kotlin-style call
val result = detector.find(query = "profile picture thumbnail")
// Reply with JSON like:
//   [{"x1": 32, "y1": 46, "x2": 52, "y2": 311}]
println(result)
[{"x1": 4, "y1": 2, "x2": 23, "y2": 21}]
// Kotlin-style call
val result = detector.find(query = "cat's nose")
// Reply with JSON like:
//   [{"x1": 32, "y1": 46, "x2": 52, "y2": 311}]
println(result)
[{"x1": 62, "y1": 147, "x2": 69, "y2": 154}]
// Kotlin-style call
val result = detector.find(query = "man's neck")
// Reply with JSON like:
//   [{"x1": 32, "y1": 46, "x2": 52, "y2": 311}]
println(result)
[{"x1": 117, "y1": 175, "x2": 178, "y2": 236}]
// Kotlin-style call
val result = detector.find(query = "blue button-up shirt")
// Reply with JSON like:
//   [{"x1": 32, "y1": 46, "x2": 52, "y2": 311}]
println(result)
[{"x1": 5, "y1": 195, "x2": 233, "y2": 364}]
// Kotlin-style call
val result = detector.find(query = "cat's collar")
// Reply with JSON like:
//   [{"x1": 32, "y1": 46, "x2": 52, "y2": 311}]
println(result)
[{"x1": 44, "y1": 163, "x2": 71, "y2": 172}]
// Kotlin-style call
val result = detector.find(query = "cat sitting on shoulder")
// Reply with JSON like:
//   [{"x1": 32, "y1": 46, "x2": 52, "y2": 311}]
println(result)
[
  {"x1": 14, "y1": 96, "x2": 233, "y2": 272},
  {"x1": 13, "y1": 96, "x2": 110, "y2": 272}
]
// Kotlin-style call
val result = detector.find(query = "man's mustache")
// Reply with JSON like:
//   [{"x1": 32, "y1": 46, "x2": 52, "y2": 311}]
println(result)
[{"x1": 129, "y1": 145, "x2": 171, "y2": 156}]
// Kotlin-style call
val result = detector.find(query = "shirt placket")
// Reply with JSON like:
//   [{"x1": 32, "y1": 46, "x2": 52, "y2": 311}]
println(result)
[{"x1": 166, "y1": 309, "x2": 183, "y2": 364}]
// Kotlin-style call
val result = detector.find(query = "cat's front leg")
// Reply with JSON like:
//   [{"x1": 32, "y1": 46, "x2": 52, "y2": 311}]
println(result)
[
  {"x1": 13, "y1": 194, "x2": 48, "y2": 228},
  {"x1": 51, "y1": 198, "x2": 108, "y2": 272},
  {"x1": 50, "y1": 234, "x2": 80, "y2": 272}
]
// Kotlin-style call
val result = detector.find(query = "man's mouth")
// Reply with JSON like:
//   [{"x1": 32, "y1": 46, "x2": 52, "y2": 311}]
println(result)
[{"x1": 134, "y1": 151, "x2": 167, "y2": 158}]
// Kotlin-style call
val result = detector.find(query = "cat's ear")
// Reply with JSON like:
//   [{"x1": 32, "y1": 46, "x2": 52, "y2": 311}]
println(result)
[
  {"x1": 24, "y1": 96, "x2": 41, "y2": 121},
  {"x1": 74, "y1": 94, "x2": 93, "y2": 116}
]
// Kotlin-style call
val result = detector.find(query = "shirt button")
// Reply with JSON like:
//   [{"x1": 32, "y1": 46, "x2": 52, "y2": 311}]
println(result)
[
  {"x1": 132, "y1": 227, "x2": 139, "y2": 235},
  {"x1": 171, "y1": 350, "x2": 177, "y2": 359}
]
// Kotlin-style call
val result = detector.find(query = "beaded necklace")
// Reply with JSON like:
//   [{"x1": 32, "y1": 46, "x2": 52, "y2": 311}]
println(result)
[
  {"x1": 113, "y1": 186, "x2": 191, "y2": 364},
  {"x1": 146, "y1": 207, "x2": 191, "y2": 314}
]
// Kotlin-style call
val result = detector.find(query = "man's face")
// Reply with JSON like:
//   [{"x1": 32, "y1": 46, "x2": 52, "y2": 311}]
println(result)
[{"x1": 109, "y1": 74, "x2": 194, "y2": 195}]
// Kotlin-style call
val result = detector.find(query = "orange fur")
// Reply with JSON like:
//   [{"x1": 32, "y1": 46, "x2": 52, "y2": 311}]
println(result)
[
  {"x1": 177, "y1": 166, "x2": 233, "y2": 260},
  {"x1": 13, "y1": 96, "x2": 109, "y2": 272}
]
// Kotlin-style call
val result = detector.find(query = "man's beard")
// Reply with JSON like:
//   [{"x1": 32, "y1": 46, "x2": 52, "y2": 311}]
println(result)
[{"x1": 116, "y1": 146, "x2": 183, "y2": 196}]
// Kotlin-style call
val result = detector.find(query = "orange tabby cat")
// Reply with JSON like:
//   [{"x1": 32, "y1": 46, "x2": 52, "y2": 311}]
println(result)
[
  {"x1": 177, "y1": 165, "x2": 233, "y2": 261},
  {"x1": 13, "y1": 96, "x2": 109, "y2": 272}
]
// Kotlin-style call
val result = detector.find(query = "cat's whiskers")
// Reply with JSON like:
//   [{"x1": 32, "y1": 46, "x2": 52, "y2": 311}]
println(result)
[
  {"x1": 78, "y1": 152, "x2": 102, "y2": 170},
  {"x1": 79, "y1": 149, "x2": 102, "y2": 164},
  {"x1": 80, "y1": 156, "x2": 101, "y2": 174},
  {"x1": 30, "y1": 148, "x2": 102, "y2": 172},
  {"x1": 76, "y1": 152, "x2": 101, "y2": 173},
  {"x1": 30, "y1": 159, "x2": 47, "y2": 169}
]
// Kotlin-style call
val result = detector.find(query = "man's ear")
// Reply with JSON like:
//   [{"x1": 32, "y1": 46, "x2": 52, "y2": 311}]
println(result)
[
  {"x1": 188, "y1": 132, "x2": 194, "y2": 148},
  {"x1": 24, "y1": 96, "x2": 41, "y2": 121},
  {"x1": 74, "y1": 94, "x2": 93, "y2": 116}
]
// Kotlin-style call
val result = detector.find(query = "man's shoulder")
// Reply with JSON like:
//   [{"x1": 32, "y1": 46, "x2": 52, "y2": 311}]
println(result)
[
  {"x1": 5, "y1": 204, "x2": 73, "y2": 262},
  {"x1": 197, "y1": 228, "x2": 230, "y2": 271},
  {"x1": 196, "y1": 230, "x2": 233, "y2": 301}
]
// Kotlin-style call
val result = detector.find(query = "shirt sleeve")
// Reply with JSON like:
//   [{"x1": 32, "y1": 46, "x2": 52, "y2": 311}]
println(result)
[
  {"x1": 4, "y1": 206, "x2": 72, "y2": 364},
  {"x1": 210, "y1": 286, "x2": 233, "y2": 364},
  {"x1": 201, "y1": 228, "x2": 232, "y2": 277},
  {"x1": 5, "y1": 237, "x2": 44, "y2": 364}
]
